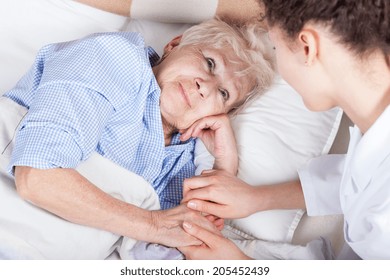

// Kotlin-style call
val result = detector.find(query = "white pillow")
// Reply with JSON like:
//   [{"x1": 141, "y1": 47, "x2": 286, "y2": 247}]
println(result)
[
  {"x1": 195, "y1": 77, "x2": 343, "y2": 243},
  {"x1": 125, "y1": 19, "x2": 193, "y2": 56}
]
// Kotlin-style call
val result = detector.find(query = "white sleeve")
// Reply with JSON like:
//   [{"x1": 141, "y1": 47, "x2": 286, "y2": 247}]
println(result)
[
  {"x1": 131, "y1": 0, "x2": 218, "y2": 23},
  {"x1": 298, "y1": 154, "x2": 346, "y2": 216}
]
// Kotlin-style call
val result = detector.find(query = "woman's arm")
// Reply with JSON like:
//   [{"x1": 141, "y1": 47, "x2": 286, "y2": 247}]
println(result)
[
  {"x1": 76, "y1": 0, "x2": 132, "y2": 16},
  {"x1": 216, "y1": 0, "x2": 264, "y2": 23},
  {"x1": 76, "y1": 0, "x2": 264, "y2": 24},
  {"x1": 14, "y1": 166, "x2": 217, "y2": 247}
]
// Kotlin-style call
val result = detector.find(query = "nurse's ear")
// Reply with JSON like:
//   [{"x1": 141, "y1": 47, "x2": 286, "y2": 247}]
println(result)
[
  {"x1": 297, "y1": 27, "x2": 318, "y2": 66},
  {"x1": 161, "y1": 35, "x2": 182, "y2": 61}
]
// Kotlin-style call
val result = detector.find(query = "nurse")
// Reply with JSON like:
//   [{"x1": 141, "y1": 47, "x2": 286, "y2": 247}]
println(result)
[{"x1": 180, "y1": 0, "x2": 390, "y2": 259}]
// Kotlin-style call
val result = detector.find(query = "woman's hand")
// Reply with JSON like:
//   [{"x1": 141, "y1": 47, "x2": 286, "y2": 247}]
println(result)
[
  {"x1": 180, "y1": 114, "x2": 238, "y2": 175},
  {"x1": 178, "y1": 221, "x2": 251, "y2": 260},
  {"x1": 182, "y1": 169, "x2": 260, "y2": 219},
  {"x1": 149, "y1": 204, "x2": 222, "y2": 247}
]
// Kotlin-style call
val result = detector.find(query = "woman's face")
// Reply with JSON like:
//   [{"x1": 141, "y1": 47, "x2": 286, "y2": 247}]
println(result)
[{"x1": 154, "y1": 42, "x2": 253, "y2": 130}]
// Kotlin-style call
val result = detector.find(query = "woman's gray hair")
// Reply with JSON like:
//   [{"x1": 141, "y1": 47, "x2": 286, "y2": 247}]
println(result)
[{"x1": 179, "y1": 18, "x2": 276, "y2": 114}]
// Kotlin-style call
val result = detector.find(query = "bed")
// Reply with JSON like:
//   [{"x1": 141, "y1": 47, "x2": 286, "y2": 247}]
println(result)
[{"x1": 0, "y1": 0, "x2": 348, "y2": 259}]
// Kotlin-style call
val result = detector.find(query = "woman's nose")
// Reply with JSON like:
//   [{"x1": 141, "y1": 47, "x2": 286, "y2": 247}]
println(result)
[{"x1": 195, "y1": 78, "x2": 217, "y2": 99}]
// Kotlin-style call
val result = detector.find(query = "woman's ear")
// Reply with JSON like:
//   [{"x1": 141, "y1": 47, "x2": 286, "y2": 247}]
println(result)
[
  {"x1": 298, "y1": 28, "x2": 318, "y2": 66},
  {"x1": 163, "y1": 35, "x2": 183, "y2": 55}
]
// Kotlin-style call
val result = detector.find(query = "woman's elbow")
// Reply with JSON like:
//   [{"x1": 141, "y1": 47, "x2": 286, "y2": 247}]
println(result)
[{"x1": 14, "y1": 166, "x2": 41, "y2": 202}]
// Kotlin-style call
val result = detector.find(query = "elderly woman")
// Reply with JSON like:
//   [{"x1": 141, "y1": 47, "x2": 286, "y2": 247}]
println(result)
[{"x1": 2, "y1": 18, "x2": 275, "y2": 257}]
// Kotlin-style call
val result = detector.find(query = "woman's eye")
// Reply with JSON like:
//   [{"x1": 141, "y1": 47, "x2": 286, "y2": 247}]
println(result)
[
  {"x1": 219, "y1": 89, "x2": 230, "y2": 101},
  {"x1": 206, "y1": 57, "x2": 215, "y2": 71}
]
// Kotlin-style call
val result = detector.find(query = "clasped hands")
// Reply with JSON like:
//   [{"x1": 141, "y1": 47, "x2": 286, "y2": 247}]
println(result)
[{"x1": 176, "y1": 169, "x2": 255, "y2": 259}]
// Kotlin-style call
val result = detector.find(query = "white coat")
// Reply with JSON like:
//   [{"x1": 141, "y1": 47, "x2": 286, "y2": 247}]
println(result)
[{"x1": 299, "y1": 106, "x2": 390, "y2": 259}]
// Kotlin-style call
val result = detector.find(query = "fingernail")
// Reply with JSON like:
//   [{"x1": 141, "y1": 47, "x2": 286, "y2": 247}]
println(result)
[
  {"x1": 187, "y1": 201, "x2": 197, "y2": 209},
  {"x1": 183, "y1": 222, "x2": 192, "y2": 229}
]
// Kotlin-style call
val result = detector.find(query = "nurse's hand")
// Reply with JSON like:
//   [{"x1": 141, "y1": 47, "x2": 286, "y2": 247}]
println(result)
[
  {"x1": 180, "y1": 114, "x2": 238, "y2": 175},
  {"x1": 182, "y1": 169, "x2": 260, "y2": 219},
  {"x1": 178, "y1": 221, "x2": 251, "y2": 260}
]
